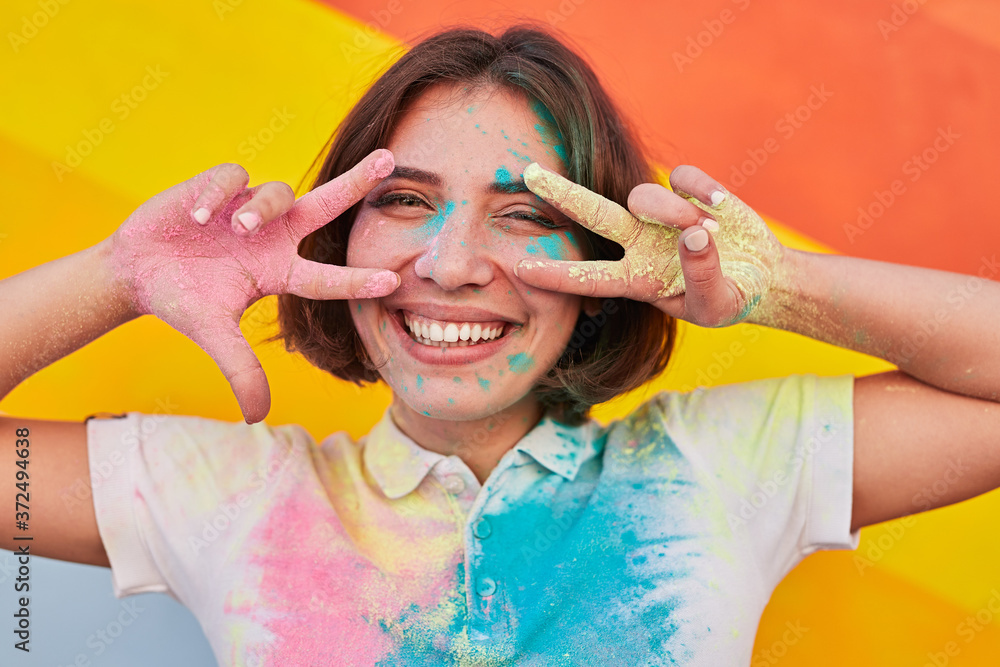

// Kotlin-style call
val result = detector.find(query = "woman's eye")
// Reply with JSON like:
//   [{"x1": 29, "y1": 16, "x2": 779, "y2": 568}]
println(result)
[
  {"x1": 370, "y1": 192, "x2": 429, "y2": 209},
  {"x1": 504, "y1": 210, "x2": 561, "y2": 230}
]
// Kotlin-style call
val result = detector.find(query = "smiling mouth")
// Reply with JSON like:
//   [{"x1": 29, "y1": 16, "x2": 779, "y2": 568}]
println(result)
[{"x1": 400, "y1": 310, "x2": 513, "y2": 348}]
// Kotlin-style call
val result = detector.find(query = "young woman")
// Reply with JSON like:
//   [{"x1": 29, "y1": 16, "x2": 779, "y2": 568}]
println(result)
[{"x1": 2, "y1": 25, "x2": 999, "y2": 666}]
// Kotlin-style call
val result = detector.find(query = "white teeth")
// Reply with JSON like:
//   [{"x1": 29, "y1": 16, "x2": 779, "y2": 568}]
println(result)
[{"x1": 402, "y1": 312, "x2": 508, "y2": 347}]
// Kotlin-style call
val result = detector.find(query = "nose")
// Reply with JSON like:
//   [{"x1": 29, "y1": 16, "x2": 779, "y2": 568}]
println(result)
[{"x1": 413, "y1": 210, "x2": 494, "y2": 290}]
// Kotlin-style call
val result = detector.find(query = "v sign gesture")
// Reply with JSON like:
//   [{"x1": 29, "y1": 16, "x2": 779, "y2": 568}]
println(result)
[
  {"x1": 108, "y1": 149, "x2": 400, "y2": 424},
  {"x1": 514, "y1": 162, "x2": 785, "y2": 328}
]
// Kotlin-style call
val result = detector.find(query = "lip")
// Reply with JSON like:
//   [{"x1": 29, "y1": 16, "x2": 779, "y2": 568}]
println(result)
[{"x1": 385, "y1": 306, "x2": 517, "y2": 366}]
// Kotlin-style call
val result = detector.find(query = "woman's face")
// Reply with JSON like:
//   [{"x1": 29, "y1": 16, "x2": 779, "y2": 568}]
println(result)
[{"x1": 346, "y1": 83, "x2": 588, "y2": 421}]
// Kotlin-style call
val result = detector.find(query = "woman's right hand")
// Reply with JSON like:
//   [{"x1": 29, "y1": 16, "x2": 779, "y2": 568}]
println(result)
[{"x1": 107, "y1": 149, "x2": 398, "y2": 424}]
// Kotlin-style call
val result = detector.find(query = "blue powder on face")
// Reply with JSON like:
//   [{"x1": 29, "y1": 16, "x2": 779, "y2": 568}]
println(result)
[
  {"x1": 530, "y1": 99, "x2": 568, "y2": 169},
  {"x1": 476, "y1": 374, "x2": 491, "y2": 391},
  {"x1": 494, "y1": 166, "x2": 522, "y2": 194},
  {"x1": 507, "y1": 352, "x2": 535, "y2": 374},
  {"x1": 416, "y1": 375, "x2": 424, "y2": 392},
  {"x1": 417, "y1": 200, "x2": 456, "y2": 237},
  {"x1": 536, "y1": 234, "x2": 567, "y2": 260},
  {"x1": 507, "y1": 148, "x2": 531, "y2": 163}
]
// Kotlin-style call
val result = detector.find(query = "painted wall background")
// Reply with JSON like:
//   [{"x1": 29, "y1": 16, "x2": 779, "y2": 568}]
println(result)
[{"x1": 1, "y1": 0, "x2": 999, "y2": 664}]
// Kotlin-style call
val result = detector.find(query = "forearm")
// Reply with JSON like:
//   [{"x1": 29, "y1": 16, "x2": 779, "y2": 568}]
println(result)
[
  {"x1": 0, "y1": 237, "x2": 141, "y2": 402},
  {"x1": 753, "y1": 249, "x2": 1000, "y2": 401}
]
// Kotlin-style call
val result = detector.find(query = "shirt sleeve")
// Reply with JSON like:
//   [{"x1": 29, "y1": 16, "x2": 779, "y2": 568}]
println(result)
[
  {"x1": 86, "y1": 412, "x2": 315, "y2": 603},
  {"x1": 656, "y1": 374, "x2": 858, "y2": 591}
]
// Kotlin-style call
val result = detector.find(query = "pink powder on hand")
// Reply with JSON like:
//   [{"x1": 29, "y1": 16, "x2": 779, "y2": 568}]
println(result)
[
  {"x1": 368, "y1": 150, "x2": 394, "y2": 181},
  {"x1": 355, "y1": 271, "x2": 399, "y2": 299}
]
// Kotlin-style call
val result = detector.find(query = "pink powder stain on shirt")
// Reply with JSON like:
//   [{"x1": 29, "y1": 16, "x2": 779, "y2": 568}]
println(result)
[{"x1": 226, "y1": 470, "x2": 465, "y2": 664}]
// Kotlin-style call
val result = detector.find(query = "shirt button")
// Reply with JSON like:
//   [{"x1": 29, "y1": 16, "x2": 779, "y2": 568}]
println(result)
[
  {"x1": 476, "y1": 577, "x2": 496, "y2": 597},
  {"x1": 473, "y1": 518, "x2": 492, "y2": 539},
  {"x1": 443, "y1": 475, "x2": 466, "y2": 494}
]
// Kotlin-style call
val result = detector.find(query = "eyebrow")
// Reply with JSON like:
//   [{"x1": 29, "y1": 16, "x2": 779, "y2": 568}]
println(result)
[
  {"x1": 487, "y1": 179, "x2": 531, "y2": 195},
  {"x1": 388, "y1": 165, "x2": 533, "y2": 196},
  {"x1": 387, "y1": 165, "x2": 442, "y2": 186}
]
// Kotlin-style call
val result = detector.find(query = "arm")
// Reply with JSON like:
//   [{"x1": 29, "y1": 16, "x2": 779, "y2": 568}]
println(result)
[
  {"x1": 751, "y1": 249, "x2": 1000, "y2": 530},
  {"x1": 0, "y1": 150, "x2": 400, "y2": 565},
  {"x1": 515, "y1": 162, "x2": 1000, "y2": 532},
  {"x1": 0, "y1": 240, "x2": 134, "y2": 565}
]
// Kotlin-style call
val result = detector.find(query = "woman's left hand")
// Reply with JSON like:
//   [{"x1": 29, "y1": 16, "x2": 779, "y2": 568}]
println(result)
[{"x1": 515, "y1": 163, "x2": 786, "y2": 327}]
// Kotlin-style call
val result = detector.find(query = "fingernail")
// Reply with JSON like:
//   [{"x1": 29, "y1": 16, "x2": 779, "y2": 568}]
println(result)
[
  {"x1": 710, "y1": 191, "x2": 727, "y2": 207},
  {"x1": 701, "y1": 218, "x2": 720, "y2": 232},
  {"x1": 684, "y1": 229, "x2": 710, "y2": 252},
  {"x1": 193, "y1": 207, "x2": 211, "y2": 224},
  {"x1": 237, "y1": 212, "x2": 260, "y2": 233}
]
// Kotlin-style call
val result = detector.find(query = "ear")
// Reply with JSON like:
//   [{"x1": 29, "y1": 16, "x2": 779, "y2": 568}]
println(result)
[{"x1": 582, "y1": 296, "x2": 602, "y2": 318}]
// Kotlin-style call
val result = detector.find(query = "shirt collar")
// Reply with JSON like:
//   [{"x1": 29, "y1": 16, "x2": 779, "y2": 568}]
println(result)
[
  {"x1": 362, "y1": 411, "x2": 445, "y2": 500},
  {"x1": 362, "y1": 409, "x2": 597, "y2": 500}
]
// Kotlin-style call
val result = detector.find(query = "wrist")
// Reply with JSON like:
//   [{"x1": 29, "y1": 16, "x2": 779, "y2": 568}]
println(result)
[
  {"x1": 745, "y1": 245, "x2": 803, "y2": 329},
  {"x1": 95, "y1": 235, "x2": 145, "y2": 322}
]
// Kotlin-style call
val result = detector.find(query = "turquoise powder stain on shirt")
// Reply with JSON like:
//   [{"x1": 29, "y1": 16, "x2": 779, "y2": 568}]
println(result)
[{"x1": 507, "y1": 352, "x2": 535, "y2": 374}]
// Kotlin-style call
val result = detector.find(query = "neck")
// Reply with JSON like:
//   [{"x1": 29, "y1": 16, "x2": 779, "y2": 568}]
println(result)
[{"x1": 389, "y1": 394, "x2": 544, "y2": 484}]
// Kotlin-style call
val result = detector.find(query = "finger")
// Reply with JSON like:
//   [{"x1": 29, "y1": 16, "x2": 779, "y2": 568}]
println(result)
[
  {"x1": 285, "y1": 260, "x2": 400, "y2": 300},
  {"x1": 627, "y1": 182, "x2": 715, "y2": 231},
  {"x1": 190, "y1": 163, "x2": 251, "y2": 226},
  {"x1": 285, "y1": 149, "x2": 394, "y2": 238},
  {"x1": 523, "y1": 162, "x2": 643, "y2": 246},
  {"x1": 669, "y1": 165, "x2": 729, "y2": 215},
  {"x1": 514, "y1": 258, "x2": 633, "y2": 298},
  {"x1": 187, "y1": 316, "x2": 271, "y2": 424},
  {"x1": 676, "y1": 226, "x2": 743, "y2": 326},
  {"x1": 230, "y1": 181, "x2": 296, "y2": 236}
]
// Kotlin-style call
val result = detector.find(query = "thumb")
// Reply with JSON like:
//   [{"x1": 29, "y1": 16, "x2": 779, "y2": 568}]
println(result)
[
  {"x1": 677, "y1": 226, "x2": 742, "y2": 326},
  {"x1": 187, "y1": 316, "x2": 271, "y2": 424}
]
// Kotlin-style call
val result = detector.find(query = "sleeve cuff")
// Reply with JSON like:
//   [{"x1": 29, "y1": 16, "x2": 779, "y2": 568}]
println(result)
[
  {"x1": 803, "y1": 374, "x2": 860, "y2": 553},
  {"x1": 87, "y1": 412, "x2": 170, "y2": 597}
]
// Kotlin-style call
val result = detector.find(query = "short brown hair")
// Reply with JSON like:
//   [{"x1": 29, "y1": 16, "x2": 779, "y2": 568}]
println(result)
[{"x1": 268, "y1": 25, "x2": 676, "y2": 424}]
